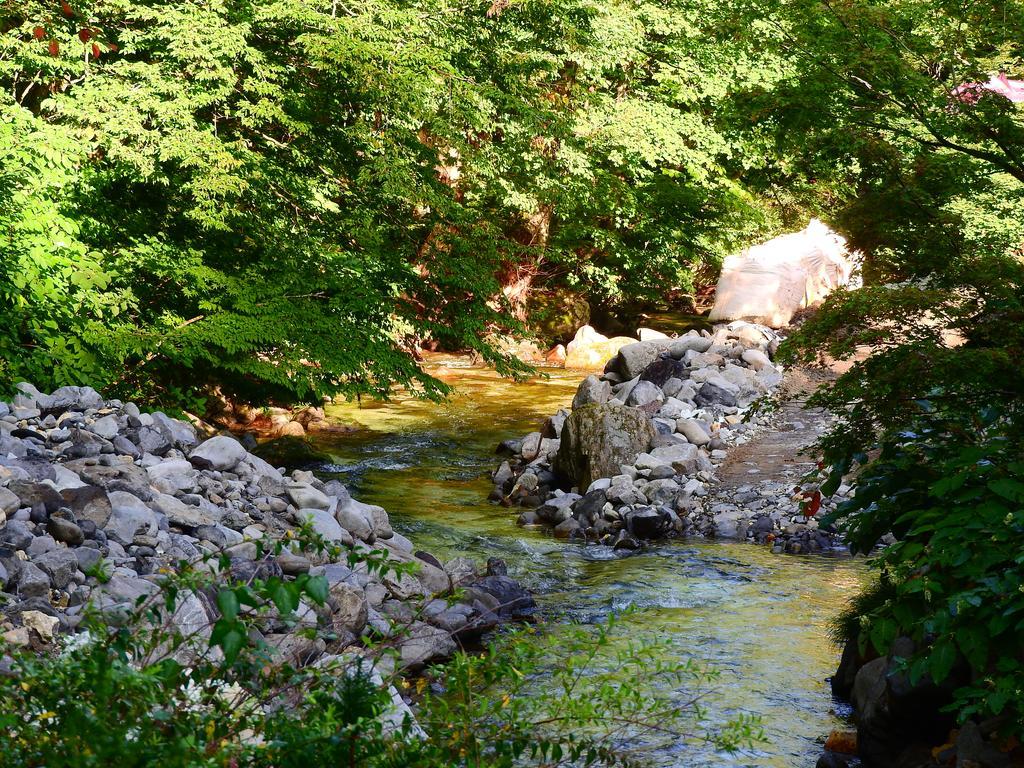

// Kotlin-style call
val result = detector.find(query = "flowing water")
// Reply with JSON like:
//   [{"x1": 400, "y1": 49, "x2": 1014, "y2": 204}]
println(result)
[{"x1": 310, "y1": 355, "x2": 866, "y2": 767}]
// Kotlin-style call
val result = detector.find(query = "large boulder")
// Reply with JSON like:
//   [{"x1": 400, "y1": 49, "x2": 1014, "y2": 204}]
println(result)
[
  {"x1": 708, "y1": 219, "x2": 856, "y2": 327},
  {"x1": 188, "y1": 435, "x2": 247, "y2": 472},
  {"x1": 614, "y1": 342, "x2": 667, "y2": 380},
  {"x1": 555, "y1": 404, "x2": 655, "y2": 490},
  {"x1": 564, "y1": 326, "x2": 636, "y2": 370}
]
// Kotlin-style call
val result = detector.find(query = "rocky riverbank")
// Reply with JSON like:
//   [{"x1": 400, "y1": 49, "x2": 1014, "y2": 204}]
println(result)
[
  {"x1": 489, "y1": 321, "x2": 846, "y2": 552},
  {"x1": 0, "y1": 383, "x2": 533, "y2": 676}
]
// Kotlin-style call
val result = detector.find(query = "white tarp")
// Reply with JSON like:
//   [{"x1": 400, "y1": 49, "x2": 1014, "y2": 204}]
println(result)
[{"x1": 708, "y1": 220, "x2": 857, "y2": 328}]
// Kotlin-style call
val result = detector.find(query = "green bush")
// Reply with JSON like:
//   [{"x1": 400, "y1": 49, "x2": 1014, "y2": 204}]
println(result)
[{"x1": 0, "y1": 530, "x2": 762, "y2": 767}]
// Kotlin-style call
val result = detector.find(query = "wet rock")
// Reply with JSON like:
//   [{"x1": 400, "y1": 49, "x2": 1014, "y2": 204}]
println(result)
[{"x1": 626, "y1": 507, "x2": 667, "y2": 539}]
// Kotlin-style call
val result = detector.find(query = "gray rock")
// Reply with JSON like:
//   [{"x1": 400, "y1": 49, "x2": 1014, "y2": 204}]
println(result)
[
  {"x1": 0, "y1": 520, "x2": 34, "y2": 550},
  {"x1": 296, "y1": 508, "x2": 351, "y2": 544},
  {"x1": 286, "y1": 484, "x2": 332, "y2": 511},
  {"x1": 555, "y1": 404, "x2": 655, "y2": 491},
  {"x1": 572, "y1": 375, "x2": 612, "y2": 410},
  {"x1": 133, "y1": 425, "x2": 172, "y2": 455},
  {"x1": 625, "y1": 381, "x2": 664, "y2": 408},
  {"x1": 9, "y1": 480, "x2": 63, "y2": 513},
  {"x1": 150, "y1": 412, "x2": 198, "y2": 451},
  {"x1": 336, "y1": 499, "x2": 376, "y2": 542},
  {"x1": 44, "y1": 386, "x2": 103, "y2": 413},
  {"x1": 14, "y1": 561, "x2": 50, "y2": 598},
  {"x1": 74, "y1": 547, "x2": 103, "y2": 573},
  {"x1": 399, "y1": 621, "x2": 457, "y2": 670},
  {"x1": 694, "y1": 381, "x2": 739, "y2": 408},
  {"x1": 676, "y1": 418, "x2": 712, "y2": 446},
  {"x1": 188, "y1": 435, "x2": 246, "y2": 472},
  {"x1": 146, "y1": 460, "x2": 198, "y2": 494},
  {"x1": 152, "y1": 493, "x2": 220, "y2": 528},
  {"x1": 61, "y1": 485, "x2": 112, "y2": 527},
  {"x1": 89, "y1": 415, "x2": 121, "y2": 440},
  {"x1": 615, "y1": 342, "x2": 667, "y2": 380},
  {"x1": 536, "y1": 493, "x2": 581, "y2": 524},
  {"x1": 740, "y1": 348, "x2": 772, "y2": 371},
  {"x1": 104, "y1": 491, "x2": 158, "y2": 545},
  {"x1": 0, "y1": 487, "x2": 21, "y2": 516},
  {"x1": 329, "y1": 581, "x2": 368, "y2": 634},
  {"x1": 668, "y1": 336, "x2": 713, "y2": 357},
  {"x1": 33, "y1": 549, "x2": 79, "y2": 589}
]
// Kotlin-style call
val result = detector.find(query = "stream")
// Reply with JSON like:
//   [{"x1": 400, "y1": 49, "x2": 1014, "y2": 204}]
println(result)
[{"x1": 309, "y1": 355, "x2": 867, "y2": 767}]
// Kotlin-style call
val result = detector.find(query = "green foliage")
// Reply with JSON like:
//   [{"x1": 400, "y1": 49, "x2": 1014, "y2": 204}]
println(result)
[
  {"x1": 0, "y1": 531, "x2": 758, "y2": 767},
  {"x1": 0, "y1": 0, "x2": 794, "y2": 409},
  {"x1": 766, "y1": 0, "x2": 1024, "y2": 740}
]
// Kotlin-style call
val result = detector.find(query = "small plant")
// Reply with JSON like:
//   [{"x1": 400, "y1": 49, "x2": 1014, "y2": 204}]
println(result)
[{"x1": 0, "y1": 529, "x2": 760, "y2": 767}]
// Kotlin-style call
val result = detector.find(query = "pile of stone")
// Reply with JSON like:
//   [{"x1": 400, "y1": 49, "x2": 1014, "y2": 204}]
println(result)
[
  {"x1": 490, "y1": 322, "x2": 793, "y2": 548},
  {"x1": 695, "y1": 477, "x2": 849, "y2": 554},
  {"x1": 0, "y1": 383, "x2": 533, "y2": 671}
]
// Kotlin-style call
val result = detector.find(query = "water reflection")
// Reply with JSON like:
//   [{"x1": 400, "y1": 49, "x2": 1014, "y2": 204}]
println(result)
[{"x1": 313, "y1": 356, "x2": 866, "y2": 767}]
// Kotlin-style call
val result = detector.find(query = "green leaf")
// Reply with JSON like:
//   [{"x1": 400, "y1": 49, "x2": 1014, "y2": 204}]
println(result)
[
  {"x1": 216, "y1": 588, "x2": 239, "y2": 621},
  {"x1": 929, "y1": 639, "x2": 958, "y2": 684}
]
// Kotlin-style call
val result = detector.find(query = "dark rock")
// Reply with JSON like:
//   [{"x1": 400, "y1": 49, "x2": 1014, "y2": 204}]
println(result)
[
  {"x1": 955, "y1": 720, "x2": 1012, "y2": 768},
  {"x1": 640, "y1": 358, "x2": 689, "y2": 387},
  {"x1": 815, "y1": 753, "x2": 850, "y2": 768},
  {"x1": 10, "y1": 428, "x2": 46, "y2": 442},
  {"x1": 111, "y1": 435, "x2": 142, "y2": 459},
  {"x1": 63, "y1": 460, "x2": 153, "y2": 500},
  {"x1": 415, "y1": 551, "x2": 444, "y2": 570},
  {"x1": 626, "y1": 506, "x2": 667, "y2": 539},
  {"x1": 574, "y1": 489, "x2": 608, "y2": 523},
  {"x1": 467, "y1": 575, "x2": 534, "y2": 619},
  {"x1": 853, "y1": 641, "x2": 961, "y2": 768},
  {"x1": 496, "y1": 438, "x2": 522, "y2": 456},
  {"x1": 516, "y1": 509, "x2": 539, "y2": 526},
  {"x1": 694, "y1": 382, "x2": 738, "y2": 408},
  {"x1": 14, "y1": 561, "x2": 50, "y2": 598},
  {"x1": 131, "y1": 425, "x2": 172, "y2": 455},
  {"x1": 553, "y1": 517, "x2": 581, "y2": 538},
  {"x1": 486, "y1": 558, "x2": 508, "y2": 577},
  {"x1": 47, "y1": 517, "x2": 84, "y2": 546}
]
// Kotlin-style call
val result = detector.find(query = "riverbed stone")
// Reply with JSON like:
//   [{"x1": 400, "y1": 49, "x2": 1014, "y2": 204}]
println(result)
[
  {"x1": 572, "y1": 375, "x2": 612, "y2": 410},
  {"x1": 694, "y1": 381, "x2": 739, "y2": 408},
  {"x1": 625, "y1": 380, "x2": 664, "y2": 408},
  {"x1": 286, "y1": 483, "x2": 332, "y2": 511},
  {"x1": 104, "y1": 491, "x2": 158, "y2": 545},
  {"x1": 614, "y1": 342, "x2": 666, "y2": 380},
  {"x1": 556, "y1": 404, "x2": 655, "y2": 490},
  {"x1": 188, "y1": 435, "x2": 246, "y2": 471},
  {"x1": 33, "y1": 549, "x2": 79, "y2": 589}
]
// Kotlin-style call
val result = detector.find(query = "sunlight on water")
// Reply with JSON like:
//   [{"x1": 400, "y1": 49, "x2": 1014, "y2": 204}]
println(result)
[{"x1": 314, "y1": 354, "x2": 867, "y2": 767}]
